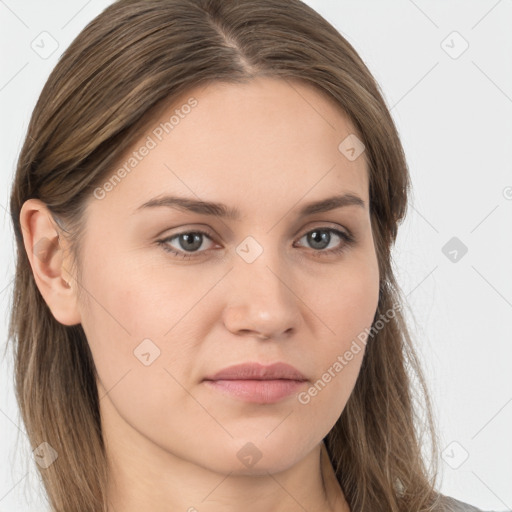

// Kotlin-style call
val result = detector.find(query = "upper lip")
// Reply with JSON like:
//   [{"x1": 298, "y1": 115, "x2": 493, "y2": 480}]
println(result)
[{"x1": 204, "y1": 362, "x2": 307, "y2": 381}]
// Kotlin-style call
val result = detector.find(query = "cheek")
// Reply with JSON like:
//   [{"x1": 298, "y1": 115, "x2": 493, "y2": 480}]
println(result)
[
  {"x1": 78, "y1": 256, "x2": 199, "y2": 446},
  {"x1": 77, "y1": 242, "x2": 223, "y2": 420},
  {"x1": 299, "y1": 254, "x2": 379, "y2": 411},
  {"x1": 309, "y1": 252, "x2": 380, "y2": 346},
  {"x1": 79, "y1": 240, "x2": 197, "y2": 342},
  {"x1": 76, "y1": 244, "x2": 174, "y2": 394}
]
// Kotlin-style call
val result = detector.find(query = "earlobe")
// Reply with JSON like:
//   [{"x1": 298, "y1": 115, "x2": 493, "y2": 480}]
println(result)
[{"x1": 19, "y1": 199, "x2": 82, "y2": 326}]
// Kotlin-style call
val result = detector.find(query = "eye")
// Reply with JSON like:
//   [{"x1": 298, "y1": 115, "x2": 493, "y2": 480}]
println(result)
[
  {"x1": 157, "y1": 226, "x2": 355, "y2": 260},
  {"x1": 157, "y1": 229, "x2": 217, "y2": 259},
  {"x1": 294, "y1": 227, "x2": 355, "y2": 257}
]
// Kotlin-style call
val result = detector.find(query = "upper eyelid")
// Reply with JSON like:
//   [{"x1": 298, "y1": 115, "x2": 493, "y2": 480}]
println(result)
[{"x1": 161, "y1": 223, "x2": 349, "y2": 238}]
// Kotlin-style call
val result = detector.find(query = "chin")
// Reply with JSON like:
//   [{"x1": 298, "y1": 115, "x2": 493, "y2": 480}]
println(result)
[{"x1": 201, "y1": 437, "x2": 311, "y2": 476}]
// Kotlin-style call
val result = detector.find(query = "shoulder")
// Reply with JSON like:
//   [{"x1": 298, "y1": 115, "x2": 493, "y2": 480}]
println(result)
[{"x1": 436, "y1": 494, "x2": 500, "y2": 512}]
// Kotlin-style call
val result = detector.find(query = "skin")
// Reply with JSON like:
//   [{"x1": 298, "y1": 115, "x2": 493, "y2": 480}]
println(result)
[{"x1": 21, "y1": 76, "x2": 380, "y2": 512}]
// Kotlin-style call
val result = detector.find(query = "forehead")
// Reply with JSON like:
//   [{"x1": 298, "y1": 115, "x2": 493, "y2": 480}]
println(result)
[{"x1": 89, "y1": 77, "x2": 368, "y2": 217}]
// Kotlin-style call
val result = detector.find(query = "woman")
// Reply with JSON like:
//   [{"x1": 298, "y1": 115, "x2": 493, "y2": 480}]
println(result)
[{"x1": 8, "y1": 0, "x2": 490, "y2": 510}]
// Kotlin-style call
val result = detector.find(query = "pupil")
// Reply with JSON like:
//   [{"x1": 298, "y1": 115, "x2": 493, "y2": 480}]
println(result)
[
  {"x1": 309, "y1": 230, "x2": 329, "y2": 249},
  {"x1": 181, "y1": 233, "x2": 202, "y2": 251}
]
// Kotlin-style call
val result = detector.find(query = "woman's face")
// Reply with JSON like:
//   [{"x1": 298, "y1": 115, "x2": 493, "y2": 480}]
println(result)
[{"x1": 76, "y1": 76, "x2": 380, "y2": 475}]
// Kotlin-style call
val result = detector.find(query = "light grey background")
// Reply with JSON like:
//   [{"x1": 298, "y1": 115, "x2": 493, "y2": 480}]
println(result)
[{"x1": 1, "y1": 1, "x2": 511, "y2": 511}]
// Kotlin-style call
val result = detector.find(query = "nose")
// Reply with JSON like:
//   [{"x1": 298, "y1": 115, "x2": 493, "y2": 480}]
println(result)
[{"x1": 221, "y1": 247, "x2": 302, "y2": 341}]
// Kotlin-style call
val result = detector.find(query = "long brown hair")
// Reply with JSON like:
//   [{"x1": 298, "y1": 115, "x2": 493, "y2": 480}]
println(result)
[{"x1": 8, "y1": 0, "x2": 443, "y2": 510}]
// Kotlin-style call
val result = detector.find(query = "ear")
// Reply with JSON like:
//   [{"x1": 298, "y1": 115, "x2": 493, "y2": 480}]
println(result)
[{"x1": 19, "y1": 199, "x2": 82, "y2": 326}]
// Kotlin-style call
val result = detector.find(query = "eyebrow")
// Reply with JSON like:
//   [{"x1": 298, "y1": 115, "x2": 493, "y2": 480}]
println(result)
[{"x1": 135, "y1": 193, "x2": 366, "y2": 219}]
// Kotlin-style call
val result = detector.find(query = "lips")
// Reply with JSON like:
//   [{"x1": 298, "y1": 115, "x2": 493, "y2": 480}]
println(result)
[
  {"x1": 203, "y1": 363, "x2": 308, "y2": 404},
  {"x1": 203, "y1": 362, "x2": 307, "y2": 382}
]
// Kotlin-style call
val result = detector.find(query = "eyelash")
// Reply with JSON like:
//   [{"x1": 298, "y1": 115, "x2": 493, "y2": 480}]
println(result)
[{"x1": 156, "y1": 227, "x2": 355, "y2": 260}]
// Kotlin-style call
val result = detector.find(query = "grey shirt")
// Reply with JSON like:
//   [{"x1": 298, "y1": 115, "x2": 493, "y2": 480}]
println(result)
[{"x1": 441, "y1": 495, "x2": 503, "y2": 512}]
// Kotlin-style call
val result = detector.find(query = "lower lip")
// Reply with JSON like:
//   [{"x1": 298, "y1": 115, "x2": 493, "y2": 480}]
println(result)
[{"x1": 203, "y1": 379, "x2": 307, "y2": 404}]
